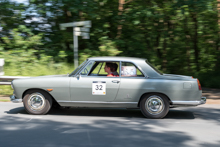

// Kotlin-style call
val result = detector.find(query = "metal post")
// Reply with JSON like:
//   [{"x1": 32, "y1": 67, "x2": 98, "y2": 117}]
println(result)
[
  {"x1": 0, "y1": 59, "x2": 4, "y2": 76},
  {"x1": 73, "y1": 27, "x2": 78, "y2": 68}
]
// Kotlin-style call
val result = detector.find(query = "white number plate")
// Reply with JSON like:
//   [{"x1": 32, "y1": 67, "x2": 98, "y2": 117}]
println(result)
[{"x1": 92, "y1": 81, "x2": 106, "y2": 95}]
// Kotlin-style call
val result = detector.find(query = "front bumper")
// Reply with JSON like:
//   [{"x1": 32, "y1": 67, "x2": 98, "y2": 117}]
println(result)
[
  {"x1": 171, "y1": 97, "x2": 206, "y2": 106},
  {"x1": 10, "y1": 95, "x2": 22, "y2": 103}
]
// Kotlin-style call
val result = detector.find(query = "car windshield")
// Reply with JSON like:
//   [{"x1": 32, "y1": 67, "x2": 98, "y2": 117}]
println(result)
[
  {"x1": 69, "y1": 60, "x2": 88, "y2": 76},
  {"x1": 145, "y1": 60, "x2": 163, "y2": 75}
]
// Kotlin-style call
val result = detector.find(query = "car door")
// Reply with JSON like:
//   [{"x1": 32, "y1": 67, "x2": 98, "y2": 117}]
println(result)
[
  {"x1": 115, "y1": 61, "x2": 146, "y2": 102},
  {"x1": 70, "y1": 61, "x2": 121, "y2": 102}
]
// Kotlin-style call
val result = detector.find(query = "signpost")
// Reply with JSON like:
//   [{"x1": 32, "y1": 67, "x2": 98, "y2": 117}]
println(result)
[
  {"x1": 59, "y1": 21, "x2": 91, "y2": 68},
  {"x1": 0, "y1": 59, "x2": 4, "y2": 76}
]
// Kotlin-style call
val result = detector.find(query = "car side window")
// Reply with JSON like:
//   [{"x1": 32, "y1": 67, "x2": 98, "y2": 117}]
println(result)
[
  {"x1": 88, "y1": 61, "x2": 120, "y2": 77},
  {"x1": 80, "y1": 61, "x2": 94, "y2": 75},
  {"x1": 89, "y1": 62, "x2": 104, "y2": 76},
  {"x1": 121, "y1": 62, "x2": 144, "y2": 77}
]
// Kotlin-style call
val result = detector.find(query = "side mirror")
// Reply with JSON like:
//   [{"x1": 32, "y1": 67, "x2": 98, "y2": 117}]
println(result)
[{"x1": 76, "y1": 74, "x2": 81, "y2": 79}]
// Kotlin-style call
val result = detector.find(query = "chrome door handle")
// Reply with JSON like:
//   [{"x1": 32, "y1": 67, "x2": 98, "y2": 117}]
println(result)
[{"x1": 112, "y1": 80, "x2": 120, "y2": 83}]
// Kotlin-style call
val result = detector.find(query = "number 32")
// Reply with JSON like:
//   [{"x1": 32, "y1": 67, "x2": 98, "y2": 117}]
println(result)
[{"x1": 95, "y1": 85, "x2": 103, "y2": 90}]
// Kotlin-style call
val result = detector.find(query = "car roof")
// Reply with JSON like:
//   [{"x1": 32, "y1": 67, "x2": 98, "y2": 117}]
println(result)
[{"x1": 88, "y1": 56, "x2": 147, "y2": 62}]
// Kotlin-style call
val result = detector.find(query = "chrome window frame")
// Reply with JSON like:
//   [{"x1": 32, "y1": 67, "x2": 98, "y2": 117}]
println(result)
[
  {"x1": 70, "y1": 60, "x2": 91, "y2": 77},
  {"x1": 80, "y1": 60, "x2": 148, "y2": 78},
  {"x1": 79, "y1": 61, "x2": 95, "y2": 76}
]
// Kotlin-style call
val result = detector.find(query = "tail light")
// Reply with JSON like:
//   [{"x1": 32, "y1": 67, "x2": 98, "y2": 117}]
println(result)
[{"x1": 197, "y1": 79, "x2": 202, "y2": 90}]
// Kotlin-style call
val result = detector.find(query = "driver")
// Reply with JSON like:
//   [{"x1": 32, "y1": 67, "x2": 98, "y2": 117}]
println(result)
[{"x1": 104, "y1": 62, "x2": 119, "y2": 77}]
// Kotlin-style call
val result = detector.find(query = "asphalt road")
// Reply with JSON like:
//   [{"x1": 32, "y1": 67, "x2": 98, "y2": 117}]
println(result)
[{"x1": 0, "y1": 102, "x2": 220, "y2": 147}]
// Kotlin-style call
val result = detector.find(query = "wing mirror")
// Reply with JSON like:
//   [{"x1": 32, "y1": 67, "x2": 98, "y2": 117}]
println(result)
[{"x1": 76, "y1": 74, "x2": 81, "y2": 79}]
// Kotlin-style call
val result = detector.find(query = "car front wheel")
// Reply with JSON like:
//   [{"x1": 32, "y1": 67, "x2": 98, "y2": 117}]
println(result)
[
  {"x1": 140, "y1": 94, "x2": 169, "y2": 119},
  {"x1": 23, "y1": 90, "x2": 52, "y2": 115}
]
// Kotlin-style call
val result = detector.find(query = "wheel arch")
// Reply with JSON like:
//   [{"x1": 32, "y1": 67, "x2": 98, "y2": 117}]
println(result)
[
  {"x1": 138, "y1": 92, "x2": 171, "y2": 107},
  {"x1": 22, "y1": 88, "x2": 59, "y2": 106}
]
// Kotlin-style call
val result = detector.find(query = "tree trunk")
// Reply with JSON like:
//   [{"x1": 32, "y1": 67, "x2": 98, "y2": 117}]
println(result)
[
  {"x1": 116, "y1": 0, "x2": 124, "y2": 38},
  {"x1": 155, "y1": 33, "x2": 162, "y2": 58},
  {"x1": 116, "y1": 0, "x2": 134, "y2": 38},
  {"x1": 216, "y1": 0, "x2": 220, "y2": 69},
  {"x1": 218, "y1": 0, "x2": 220, "y2": 35},
  {"x1": 192, "y1": 12, "x2": 199, "y2": 72},
  {"x1": 162, "y1": 38, "x2": 167, "y2": 71},
  {"x1": 184, "y1": 16, "x2": 191, "y2": 72}
]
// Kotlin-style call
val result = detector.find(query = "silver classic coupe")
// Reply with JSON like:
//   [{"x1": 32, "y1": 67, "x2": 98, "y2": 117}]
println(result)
[{"x1": 10, "y1": 57, "x2": 206, "y2": 118}]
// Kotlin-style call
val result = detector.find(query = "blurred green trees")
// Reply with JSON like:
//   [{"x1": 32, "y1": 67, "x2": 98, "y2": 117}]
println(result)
[{"x1": 0, "y1": 0, "x2": 220, "y2": 88}]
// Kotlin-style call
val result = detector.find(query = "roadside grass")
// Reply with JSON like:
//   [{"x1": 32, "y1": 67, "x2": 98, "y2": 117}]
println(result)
[
  {"x1": 0, "y1": 99, "x2": 10, "y2": 102},
  {"x1": 0, "y1": 85, "x2": 12, "y2": 95},
  {"x1": 0, "y1": 63, "x2": 75, "y2": 95},
  {"x1": 0, "y1": 95, "x2": 10, "y2": 102}
]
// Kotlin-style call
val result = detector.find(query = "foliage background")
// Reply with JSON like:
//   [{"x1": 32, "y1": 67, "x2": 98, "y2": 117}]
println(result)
[{"x1": 1, "y1": 0, "x2": 220, "y2": 94}]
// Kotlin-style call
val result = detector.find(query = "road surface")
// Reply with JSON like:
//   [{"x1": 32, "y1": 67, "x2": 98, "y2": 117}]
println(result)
[{"x1": 0, "y1": 102, "x2": 219, "y2": 147}]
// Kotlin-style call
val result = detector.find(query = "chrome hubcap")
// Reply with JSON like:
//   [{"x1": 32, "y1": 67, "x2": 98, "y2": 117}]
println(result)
[
  {"x1": 145, "y1": 95, "x2": 164, "y2": 115},
  {"x1": 27, "y1": 93, "x2": 45, "y2": 111}
]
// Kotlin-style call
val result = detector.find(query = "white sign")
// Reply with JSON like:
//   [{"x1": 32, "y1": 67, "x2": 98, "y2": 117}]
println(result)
[
  {"x1": 74, "y1": 27, "x2": 90, "y2": 32},
  {"x1": 0, "y1": 58, "x2": 4, "y2": 76},
  {"x1": 92, "y1": 81, "x2": 106, "y2": 95},
  {"x1": 59, "y1": 20, "x2": 92, "y2": 67},
  {"x1": 74, "y1": 32, "x2": 90, "y2": 39},
  {"x1": 121, "y1": 66, "x2": 137, "y2": 76},
  {"x1": 60, "y1": 21, "x2": 91, "y2": 29},
  {"x1": 0, "y1": 59, "x2": 4, "y2": 66}
]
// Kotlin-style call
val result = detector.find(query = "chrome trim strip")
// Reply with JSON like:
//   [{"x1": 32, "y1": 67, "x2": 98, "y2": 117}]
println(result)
[
  {"x1": 57, "y1": 101, "x2": 138, "y2": 104},
  {"x1": 172, "y1": 101, "x2": 201, "y2": 105},
  {"x1": 172, "y1": 97, "x2": 206, "y2": 106}
]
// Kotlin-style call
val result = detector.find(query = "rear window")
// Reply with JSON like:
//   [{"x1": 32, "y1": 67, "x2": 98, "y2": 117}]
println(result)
[{"x1": 121, "y1": 62, "x2": 144, "y2": 77}]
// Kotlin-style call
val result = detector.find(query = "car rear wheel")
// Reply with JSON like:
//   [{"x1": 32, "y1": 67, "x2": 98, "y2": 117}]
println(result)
[
  {"x1": 23, "y1": 90, "x2": 52, "y2": 115},
  {"x1": 140, "y1": 94, "x2": 169, "y2": 119}
]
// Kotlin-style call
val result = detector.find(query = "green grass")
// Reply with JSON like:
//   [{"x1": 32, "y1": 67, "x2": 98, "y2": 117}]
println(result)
[
  {"x1": 0, "y1": 85, "x2": 13, "y2": 95},
  {"x1": 0, "y1": 99, "x2": 10, "y2": 102},
  {"x1": 0, "y1": 63, "x2": 75, "y2": 95},
  {"x1": 3, "y1": 63, "x2": 74, "y2": 76}
]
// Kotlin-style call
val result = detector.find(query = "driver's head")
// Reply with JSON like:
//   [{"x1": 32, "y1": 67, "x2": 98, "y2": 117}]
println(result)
[{"x1": 104, "y1": 62, "x2": 114, "y2": 73}]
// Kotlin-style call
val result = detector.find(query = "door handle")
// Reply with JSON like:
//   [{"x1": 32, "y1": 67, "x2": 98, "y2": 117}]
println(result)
[{"x1": 112, "y1": 80, "x2": 120, "y2": 83}]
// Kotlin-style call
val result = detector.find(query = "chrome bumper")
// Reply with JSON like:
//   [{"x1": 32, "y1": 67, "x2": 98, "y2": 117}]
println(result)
[
  {"x1": 10, "y1": 95, "x2": 22, "y2": 103},
  {"x1": 200, "y1": 97, "x2": 206, "y2": 104},
  {"x1": 171, "y1": 97, "x2": 206, "y2": 106}
]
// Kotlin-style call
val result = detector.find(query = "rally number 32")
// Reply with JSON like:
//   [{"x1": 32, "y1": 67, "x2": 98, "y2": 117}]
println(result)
[{"x1": 95, "y1": 85, "x2": 103, "y2": 90}]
